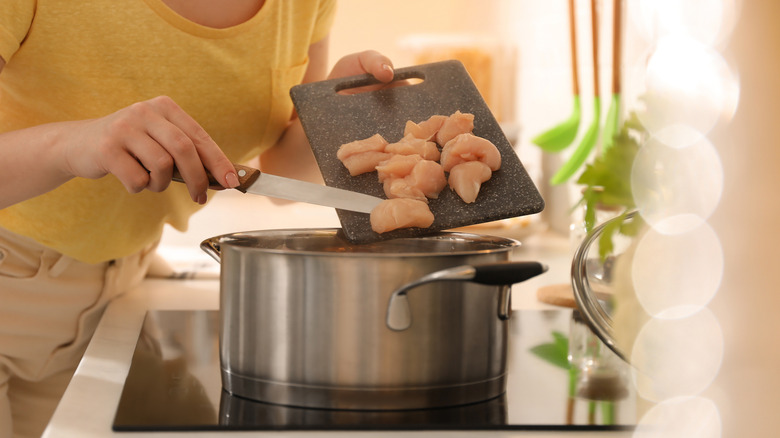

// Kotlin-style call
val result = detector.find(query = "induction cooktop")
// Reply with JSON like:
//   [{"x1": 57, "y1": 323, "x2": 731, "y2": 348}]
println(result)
[{"x1": 112, "y1": 309, "x2": 635, "y2": 432}]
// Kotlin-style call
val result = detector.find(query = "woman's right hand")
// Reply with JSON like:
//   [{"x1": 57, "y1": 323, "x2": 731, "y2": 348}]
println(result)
[{"x1": 61, "y1": 95, "x2": 239, "y2": 204}]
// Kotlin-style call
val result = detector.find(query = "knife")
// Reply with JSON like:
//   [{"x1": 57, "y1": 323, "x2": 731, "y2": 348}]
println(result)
[{"x1": 172, "y1": 163, "x2": 384, "y2": 214}]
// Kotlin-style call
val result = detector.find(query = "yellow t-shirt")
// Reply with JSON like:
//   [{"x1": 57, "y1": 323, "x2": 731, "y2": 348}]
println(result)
[{"x1": 0, "y1": 0, "x2": 336, "y2": 264}]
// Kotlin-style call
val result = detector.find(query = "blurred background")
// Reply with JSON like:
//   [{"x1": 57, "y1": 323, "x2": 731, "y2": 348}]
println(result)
[{"x1": 162, "y1": 1, "x2": 780, "y2": 436}]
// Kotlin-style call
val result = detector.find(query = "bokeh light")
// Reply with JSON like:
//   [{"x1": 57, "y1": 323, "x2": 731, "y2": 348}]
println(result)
[
  {"x1": 618, "y1": 0, "x2": 740, "y2": 433},
  {"x1": 630, "y1": 308, "x2": 724, "y2": 402},
  {"x1": 630, "y1": 36, "x2": 739, "y2": 137},
  {"x1": 633, "y1": 396, "x2": 722, "y2": 438},
  {"x1": 632, "y1": 221, "x2": 723, "y2": 319},
  {"x1": 629, "y1": 0, "x2": 741, "y2": 47},
  {"x1": 631, "y1": 125, "x2": 724, "y2": 235}
]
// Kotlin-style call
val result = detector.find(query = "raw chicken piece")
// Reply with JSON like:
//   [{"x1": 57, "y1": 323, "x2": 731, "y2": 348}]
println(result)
[
  {"x1": 404, "y1": 115, "x2": 447, "y2": 140},
  {"x1": 337, "y1": 133, "x2": 388, "y2": 160},
  {"x1": 337, "y1": 134, "x2": 391, "y2": 176},
  {"x1": 370, "y1": 198, "x2": 435, "y2": 234},
  {"x1": 448, "y1": 161, "x2": 493, "y2": 203},
  {"x1": 376, "y1": 154, "x2": 423, "y2": 182},
  {"x1": 406, "y1": 160, "x2": 447, "y2": 199},
  {"x1": 435, "y1": 111, "x2": 474, "y2": 146},
  {"x1": 440, "y1": 133, "x2": 502, "y2": 172},
  {"x1": 382, "y1": 160, "x2": 447, "y2": 201},
  {"x1": 383, "y1": 178, "x2": 427, "y2": 202},
  {"x1": 340, "y1": 151, "x2": 393, "y2": 176},
  {"x1": 385, "y1": 134, "x2": 441, "y2": 161}
]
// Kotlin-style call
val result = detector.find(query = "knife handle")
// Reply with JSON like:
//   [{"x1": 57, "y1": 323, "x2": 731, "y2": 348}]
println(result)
[{"x1": 171, "y1": 162, "x2": 260, "y2": 192}]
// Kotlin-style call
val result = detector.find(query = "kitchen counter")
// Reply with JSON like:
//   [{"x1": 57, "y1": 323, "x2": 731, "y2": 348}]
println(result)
[{"x1": 42, "y1": 193, "x2": 633, "y2": 437}]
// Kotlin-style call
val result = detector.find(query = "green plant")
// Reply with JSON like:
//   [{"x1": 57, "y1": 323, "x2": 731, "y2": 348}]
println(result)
[{"x1": 575, "y1": 113, "x2": 645, "y2": 260}]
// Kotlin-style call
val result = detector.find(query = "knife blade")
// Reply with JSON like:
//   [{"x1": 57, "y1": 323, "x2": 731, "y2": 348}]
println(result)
[{"x1": 173, "y1": 163, "x2": 384, "y2": 214}]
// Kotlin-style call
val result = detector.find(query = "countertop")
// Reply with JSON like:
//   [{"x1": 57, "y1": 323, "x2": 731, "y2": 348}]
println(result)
[{"x1": 42, "y1": 192, "x2": 632, "y2": 437}]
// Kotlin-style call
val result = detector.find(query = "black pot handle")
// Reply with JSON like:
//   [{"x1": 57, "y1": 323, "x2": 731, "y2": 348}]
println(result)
[{"x1": 471, "y1": 262, "x2": 548, "y2": 285}]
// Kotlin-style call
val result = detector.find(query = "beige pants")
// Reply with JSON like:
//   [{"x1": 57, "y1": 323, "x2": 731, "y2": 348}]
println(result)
[{"x1": 0, "y1": 227, "x2": 157, "y2": 438}]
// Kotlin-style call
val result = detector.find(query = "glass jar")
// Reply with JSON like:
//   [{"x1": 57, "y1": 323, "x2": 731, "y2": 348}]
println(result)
[{"x1": 568, "y1": 309, "x2": 630, "y2": 424}]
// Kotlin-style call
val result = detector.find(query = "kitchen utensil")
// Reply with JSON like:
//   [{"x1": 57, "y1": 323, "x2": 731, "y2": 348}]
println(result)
[
  {"x1": 172, "y1": 163, "x2": 383, "y2": 213},
  {"x1": 552, "y1": 0, "x2": 601, "y2": 185},
  {"x1": 531, "y1": 0, "x2": 582, "y2": 152},
  {"x1": 201, "y1": 228, "x2": 546, "y2": 410},
  {"x1": 602, "y1": 0, "x2": 622, "y2": 151},
  {"x1": 290, "y1": 60, "x2": 544, "y2": 244}
]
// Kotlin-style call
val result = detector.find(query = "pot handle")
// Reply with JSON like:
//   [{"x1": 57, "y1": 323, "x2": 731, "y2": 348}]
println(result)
[
  {"x1": 200, "y1": 238, "x2": 222, "y2": 263},
  {"x1": 386, "y1": 261, "x2": 547, "y2": 331}
]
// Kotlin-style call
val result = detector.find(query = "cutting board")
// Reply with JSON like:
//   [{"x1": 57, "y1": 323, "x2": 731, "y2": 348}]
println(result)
[{"x1": 290, "y1": 60, "x2": 544, "y2": 243}]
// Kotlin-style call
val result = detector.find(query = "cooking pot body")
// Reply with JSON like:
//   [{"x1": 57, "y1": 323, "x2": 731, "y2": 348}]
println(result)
[{"x1": 212, "y1": 229, "x2": 518, "y2": 410}]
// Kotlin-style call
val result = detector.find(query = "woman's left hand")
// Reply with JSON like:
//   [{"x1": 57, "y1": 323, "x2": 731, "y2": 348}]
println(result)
[
  {"x1": 259, "y1": 50, "x2": 400, "y2": 187},
  {"x1": 327, "y1": 50, "x2": 397, "y2": 91}
]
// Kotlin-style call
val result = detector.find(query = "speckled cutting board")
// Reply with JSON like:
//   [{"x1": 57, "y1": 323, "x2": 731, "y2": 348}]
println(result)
[{"x1": 290, "y1": 60, "x2": 544, "y2": 244}]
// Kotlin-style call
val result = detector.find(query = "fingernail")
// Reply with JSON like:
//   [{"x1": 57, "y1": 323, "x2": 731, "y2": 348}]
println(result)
[
  {"x1": 226, "y1": 171, "x2": 240, "y2": 188},
  {"x1": 197, "y1": 193, "x2": 208, "y2": 205},
  {"x1": 382, "y1": 63, "x2": 393, "y2": 73}
]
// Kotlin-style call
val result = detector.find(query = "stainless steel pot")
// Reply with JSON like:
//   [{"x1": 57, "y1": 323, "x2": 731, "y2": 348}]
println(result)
[{"x1": 202, "y1": 228, "x2": 546, "y2": 410}]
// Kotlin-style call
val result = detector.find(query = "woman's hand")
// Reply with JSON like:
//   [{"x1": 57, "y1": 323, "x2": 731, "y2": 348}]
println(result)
[
  {"x1": 260, "y1": 48, "x2": 401, "y2": 186},
  {"x1": 327, "y1": 50, "x2": 397, "y2": 90},
  {"x1": 61, "y1": 96, "x2": 239, "y2": 204}
]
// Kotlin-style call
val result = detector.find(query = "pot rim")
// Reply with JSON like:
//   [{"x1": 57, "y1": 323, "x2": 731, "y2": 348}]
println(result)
[{"x1": 202, "y1": 227, "x2": 520, "y2": 258}]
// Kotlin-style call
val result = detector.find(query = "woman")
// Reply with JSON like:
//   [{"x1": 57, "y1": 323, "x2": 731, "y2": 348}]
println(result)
[{"x1": 0, "y1": 1, "x2": 397, "y2": 436}]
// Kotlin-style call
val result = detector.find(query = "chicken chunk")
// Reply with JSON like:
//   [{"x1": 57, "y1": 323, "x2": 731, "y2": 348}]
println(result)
[
  {"x1": 406, "y1": 159, "x2": 447, "y2": 199},
  {"x1": 370, "y1": 198, "x2": 435, "y2": 234},
  {"x1": 337, "y1": 134, "x2": 391, "y2": 176},
  {"x1": 436, "y1": 111, "x2": 474, "y2": 146},
  {"x1": 385, "y1": 134, "x2": 441, "y2": 161},
  {"x1": 383, "y1": 178, "x2": 428, "y2": 202},
  {"x1": 382, "y1": 159, "x2": 447, "y2": 202},
  {"x1": 404, "y1": 115, "x2": 447, "y2": 141},
  {"x1": 440, "y1": 133, "x2": 502, "y2": 172},
  {"x1": 337, "y1": 133, "x2": 388, "y2": 160},
  {"x1": 448, "y1": 161, "x2": 493, "y2": 203},
  {"x1": 376, "y1": 154, "x2": 424, "y2": 183},
  {"x1": 340, "y1": 152, "x2": 393, "y2": 176}
]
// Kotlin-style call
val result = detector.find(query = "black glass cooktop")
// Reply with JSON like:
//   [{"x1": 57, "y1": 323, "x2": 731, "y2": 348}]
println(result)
[{"x1": 113, "y1": 309, "x2": 635, "y2": 432}]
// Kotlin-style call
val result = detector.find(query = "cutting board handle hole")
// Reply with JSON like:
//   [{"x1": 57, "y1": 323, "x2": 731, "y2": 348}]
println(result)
[{"x1": 336, "y1": 74, "x2": 425, "y2": 96}]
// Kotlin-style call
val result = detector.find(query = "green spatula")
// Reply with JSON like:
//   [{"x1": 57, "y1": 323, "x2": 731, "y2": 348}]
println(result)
[
  {"x1": 552, "y1": 0, "x2": 601, "y2": 185},
  {"x1": 601, "y1": 0, "x2": 622, "y2": 152},
  {"x1": 532, "y1": 0, "x2": 581, "y2": 152}
]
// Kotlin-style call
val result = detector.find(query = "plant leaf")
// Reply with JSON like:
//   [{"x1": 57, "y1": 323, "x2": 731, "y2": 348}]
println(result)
[
  {"x1": 530, "y1": 331, "x2": 570, "y2": 370},
  {"x1": 620, "y1": 214, "x2": 645, "y2": 237},
  {"x1": 597, "y1": 212, "x2": 624, "y2": 261},
  {"x1": 552, "y1": 330, "x2": 568, "y2": 349}
]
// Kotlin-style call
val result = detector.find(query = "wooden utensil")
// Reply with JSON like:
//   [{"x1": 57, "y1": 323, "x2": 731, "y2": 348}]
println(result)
[
  {"x1": 552, "y1": 0, "x2": 602, "y2": 185},
  {"x1": 531, "y1": 0, "x2": 582, "y2": 152},
  {"x1": 602, "y1": 0, "x2": 623, "y2": 152}
]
